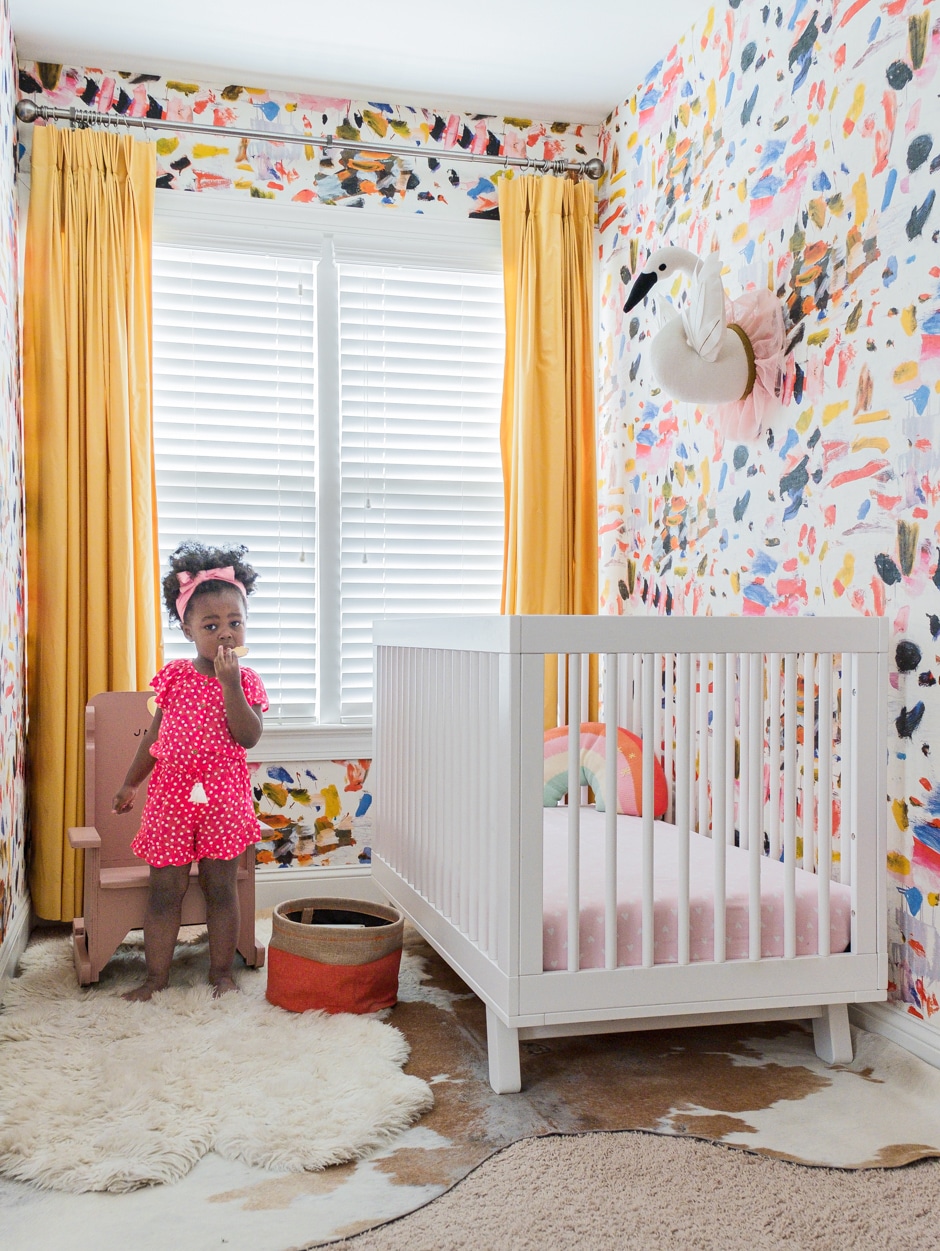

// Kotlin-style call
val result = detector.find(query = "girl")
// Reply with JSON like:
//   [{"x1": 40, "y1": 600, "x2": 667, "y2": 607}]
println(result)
[{"x1": 113, "y1": 541, "x2": 268, "y2": 1000}]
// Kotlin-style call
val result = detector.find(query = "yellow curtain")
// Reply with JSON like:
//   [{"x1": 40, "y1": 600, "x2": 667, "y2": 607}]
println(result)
[
  {"x1": 499, "y1": 175, "x2": 598, "y2": 722},
  {"x1": 23, "y1": 126, "x2": 161, "y2": 921}
]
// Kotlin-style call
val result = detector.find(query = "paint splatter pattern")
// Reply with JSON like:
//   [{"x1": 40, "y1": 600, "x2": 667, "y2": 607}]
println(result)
[
  {"x1": 0, "y1": 0, "x2": 26, "y2": 958},
  {"x1": 252, "y1": 759, "x2": 372, "y2": 869},
  {"x1": 19, "y1": 61, "x2": 597, "y2": 218}
]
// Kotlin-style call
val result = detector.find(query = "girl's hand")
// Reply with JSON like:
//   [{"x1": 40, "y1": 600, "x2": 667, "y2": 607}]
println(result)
[
  {"x1": 214, "y1": 644, "x2": 242, "y2": 688},
  {"x1": 112, "y1": 784, "x2": 138, "y2": 814}
]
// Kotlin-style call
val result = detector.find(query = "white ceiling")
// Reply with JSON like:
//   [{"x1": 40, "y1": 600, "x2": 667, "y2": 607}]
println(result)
[{"x1": 11, "y1": 0, "x2": 712, "y2": 124}]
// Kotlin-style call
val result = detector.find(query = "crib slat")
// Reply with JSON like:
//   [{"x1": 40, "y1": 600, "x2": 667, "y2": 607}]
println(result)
[
  {"x1": 464, "y1": 652, "x2": 474, "y2": 941},
  {"x1": 435, "y1": 649, "x2": 447, "y2": 915},
  {"x1": 768, "y1": 654, "x2": 782, "y2": 862},
  {"x1": 676, "y1": 653, "x2": 692, "y2": 966},
  {"x1": 632, "y1": 652, "x2": 643, "y2": 735},
  {"x1": 473, "y1": 652, "x2": 484, "y2": 950},
  {"x1": 442, "y1": 652, "x2": 452, "y2": 925},
  {"x1": 655, "y1": 655, "x2": 665, "y2": 820},
  {"x1": 397, "y1": 647, "x2": 406, "y2": 879},
  {"x1": 415, "y1": 649, "x2": 427, "y2": 898},
  {"x1": 712, "y1": 655, "x2": 726, "y2": 964},
  {"x1": 818, "y1": 653, "x2": 833, "y2": 957},
  {"x1": 567, "y1": 653, "x2": 581, "y2": 973},
  {"x1": 604, "y1": 653, "x2": 619, "y2": 970},
  {"x1": 740, "y1": 654, "x2": 751, "y2": 853},
  {"x1": 697, "y1": 655, "x2": 709, "y2": 835},
  {"x1": 663, "y1": 654, "x2": 675, "y2": 825},
  {"x1": 800, "y1": 653, "x2": 814, "y2": 875},
  {"x1": 517, "y1": 651, "x2": 544, "y2": 974},
  {"x1": 641, "y1": 654, "x2": 656, "y2": 968},
  {"x1": 725, "y1": 658, "x2": 736, "y2": 847},
  {"x1": 783, "y1": 652, "x2": 798, "y2": 958},
  {"x1": 410, "y1": 648, "x2": 420, "y2": 892},
  {"x1": 840, "y1": 653, "x2": 854, "y2": 888},
  {"x1": 748, "y1": 651, "x2": 763, "y2": 961},
  {"x1": 557, "y1": 652, "x2": 566, "y2": 729},
  {"x1": 851, "y1": 648, "x2": 882, "y2": 957},
  {"x1": 399, "y1": 648, "x2": 408, "y2": 883},
  {"x1": 712, "y1": 653, "x2": 728, "y2": 966},
  {"x1": 580, "y1": 652, "x2": 591, "y2": 804},
  {"x1": 460, "y1": 653, "x2": 472, "y2": 940},
  {"x1": 430, "y1": 649, "x2": 440, "y2": 906},
  {"x1": 487, "y1": 654, "x2": 502, "y2": 960}
]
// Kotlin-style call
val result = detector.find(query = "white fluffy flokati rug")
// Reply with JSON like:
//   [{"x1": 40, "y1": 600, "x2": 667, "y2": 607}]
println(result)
[{"x1": 0, "y1": 925, "x2": 433, "y2": 1194}]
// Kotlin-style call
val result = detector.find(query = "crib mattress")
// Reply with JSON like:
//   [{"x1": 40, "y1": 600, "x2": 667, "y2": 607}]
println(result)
[{"x1": 542, "y1": 807, "x2": 853, "y2": 971}]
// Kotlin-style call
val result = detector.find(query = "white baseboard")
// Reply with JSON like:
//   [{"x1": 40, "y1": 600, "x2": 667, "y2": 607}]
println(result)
[
  {"x1": 0, "y1": 904, "x2": 32, "y2": 1005},
  {"x1": 849, "y1": 1001, "x2": 940, "y2": 1071},
  {"x1": 254, "y1": 864, "x2": 388, "y2": 911}
]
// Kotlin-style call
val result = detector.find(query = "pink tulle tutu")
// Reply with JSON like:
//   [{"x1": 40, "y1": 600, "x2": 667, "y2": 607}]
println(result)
[{"x1": 714, "y1": 288, "x2": 786, "y2": 441}]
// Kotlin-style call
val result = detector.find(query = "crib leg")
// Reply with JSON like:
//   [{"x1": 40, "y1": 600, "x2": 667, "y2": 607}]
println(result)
[
  {"x1": 485, "y1": 1006, "x2": 522, "y2": 1094},
  {"x1": 812, "y1": 1003, "x2": 853, "y2": 1065}
]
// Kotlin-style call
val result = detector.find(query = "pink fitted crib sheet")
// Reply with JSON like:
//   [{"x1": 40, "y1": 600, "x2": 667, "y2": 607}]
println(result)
[{"x1": 542, "y1": 807, "x2": 852, "y2": 971}]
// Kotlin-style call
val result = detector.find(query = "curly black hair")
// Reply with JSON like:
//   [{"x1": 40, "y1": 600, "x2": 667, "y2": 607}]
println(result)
[{"x1": 163, "y1": 540, "x2": 259, "y2": 624}]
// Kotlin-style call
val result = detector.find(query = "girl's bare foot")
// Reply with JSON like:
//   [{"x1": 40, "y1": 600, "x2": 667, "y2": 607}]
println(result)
[
  {"x1": 122, "y1": 978, "x2": 167, "y2": 1002},
  {"x1": 209, "y1": 973, "x2": 238, "y2": 998}
]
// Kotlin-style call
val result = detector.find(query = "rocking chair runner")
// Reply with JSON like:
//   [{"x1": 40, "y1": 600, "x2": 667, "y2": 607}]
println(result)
[{"x1": 67, "y1": 690, "x2": 265, "y2": 986}]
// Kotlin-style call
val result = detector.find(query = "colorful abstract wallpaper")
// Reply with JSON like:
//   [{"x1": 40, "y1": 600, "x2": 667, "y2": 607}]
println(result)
[
  {"x1": 597, "y1": 0, "x2": 940, "y2": 1026},
  {"x1": 252, "y1": 757, "x2": 372, "y2": 871},
  {"x1": 0, "y1": 0, "x2": 26, "y2": 963},
  {"x1": 18, "y1": 61, "x2": 597, "y2": 218}
]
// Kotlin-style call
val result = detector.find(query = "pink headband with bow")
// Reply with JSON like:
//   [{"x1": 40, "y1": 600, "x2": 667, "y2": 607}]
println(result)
[{"x1": 175, "y1": 567, "x2": 247, "y2": 620}]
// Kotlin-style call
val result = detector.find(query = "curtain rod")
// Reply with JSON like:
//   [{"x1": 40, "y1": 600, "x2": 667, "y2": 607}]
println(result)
[{"x1": 14, "y1": 99, "x2": 605, "y2": 180}]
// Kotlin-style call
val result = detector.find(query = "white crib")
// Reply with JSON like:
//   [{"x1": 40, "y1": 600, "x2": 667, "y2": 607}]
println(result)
[{"x1": 372, "y1": 615, "x2": 888, "y2": 1093}]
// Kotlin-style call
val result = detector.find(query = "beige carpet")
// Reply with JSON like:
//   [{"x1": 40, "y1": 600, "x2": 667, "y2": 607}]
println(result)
[
  {"x1": 327, "y1": 1131, "x2": 940, "y2": 1251},
  {"x1": 271, "y1": 925, "x2": 940, "y2": 1245}
]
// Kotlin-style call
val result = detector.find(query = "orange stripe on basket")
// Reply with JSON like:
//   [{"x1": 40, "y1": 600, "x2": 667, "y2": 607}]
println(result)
[{"x1": 266, "y1": 945, "x2": 403, "y2": 1014}]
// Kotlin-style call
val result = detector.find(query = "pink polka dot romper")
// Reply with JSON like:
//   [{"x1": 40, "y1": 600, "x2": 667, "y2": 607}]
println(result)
[{"x1": 131, "y1": 659, "x2": 269, "y2": 867}]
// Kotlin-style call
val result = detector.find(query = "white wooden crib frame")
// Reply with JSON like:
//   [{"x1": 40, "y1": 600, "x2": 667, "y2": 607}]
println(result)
[{"x1": 372, "y1": 615, "x2": 888, "y2": 1093}]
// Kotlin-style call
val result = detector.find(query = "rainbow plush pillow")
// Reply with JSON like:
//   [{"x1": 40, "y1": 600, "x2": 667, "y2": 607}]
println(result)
[{"x1": 543, "y1": 722, "x2": 669, "y2": 817}]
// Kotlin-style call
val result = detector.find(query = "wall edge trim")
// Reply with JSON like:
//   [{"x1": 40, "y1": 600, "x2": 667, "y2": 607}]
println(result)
[
  {"x1": 849, "y1": 1002, "x2": 940, "y2": 1071},
  {"x1": 255, "y1": 864, "x2": 385, "y2": 911},
  {"x1": 0, "y1": 905, "x2": 32, "y2": 1006}
]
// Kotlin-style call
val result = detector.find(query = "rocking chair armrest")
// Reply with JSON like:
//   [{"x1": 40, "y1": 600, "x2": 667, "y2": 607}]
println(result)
[{"x1": 68, "y1": 826, "x2": 102, "y2": 850}]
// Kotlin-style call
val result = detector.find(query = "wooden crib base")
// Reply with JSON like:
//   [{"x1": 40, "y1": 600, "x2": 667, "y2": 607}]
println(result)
[{"x1": 484, "y1": 1000, "x2": 854, "y2": 1094}]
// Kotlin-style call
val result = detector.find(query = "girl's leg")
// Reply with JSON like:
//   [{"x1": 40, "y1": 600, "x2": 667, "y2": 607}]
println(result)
[
  {"x1": 198, "y1": 856, "x2": 241, "y2": 995},
  {"x1": 123, "y1": 863, "x2": 192, "y2": 1001}
]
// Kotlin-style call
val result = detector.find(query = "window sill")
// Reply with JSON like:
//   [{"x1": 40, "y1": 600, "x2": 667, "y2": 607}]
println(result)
[{"x1": 247, "y1": 723, "x2": 373, "y2": 762}]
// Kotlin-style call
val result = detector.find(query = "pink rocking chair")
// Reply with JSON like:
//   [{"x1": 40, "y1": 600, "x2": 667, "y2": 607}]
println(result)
[{"x1": 67, "y1": 690, "x2": 265, "y2": 985}]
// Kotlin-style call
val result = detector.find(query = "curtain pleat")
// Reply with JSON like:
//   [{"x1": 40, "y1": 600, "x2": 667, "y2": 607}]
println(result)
[
  {"x1": 499, "y1": 175, "x2": 598, "y2": 722},
  {"x1": 23, "y1": 126, "x2": 160, "y2": 921}
]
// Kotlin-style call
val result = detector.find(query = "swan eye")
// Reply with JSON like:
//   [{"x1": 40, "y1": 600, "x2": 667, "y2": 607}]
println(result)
[{"x1": 658, "y1": 263, "x2": 667, "y2": 271}]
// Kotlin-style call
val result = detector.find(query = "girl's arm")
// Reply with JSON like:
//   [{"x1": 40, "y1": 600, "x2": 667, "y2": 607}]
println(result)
[
  {"x1": 112, "y1": 707, "x2": 162, "y2": 813},
  {"x1": 215, "y1": 647, "x2": 264, "y2": 748}
]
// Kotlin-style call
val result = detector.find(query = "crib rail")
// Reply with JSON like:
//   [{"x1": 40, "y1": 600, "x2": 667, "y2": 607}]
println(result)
[
  {"x1": 374, "y1": 642, "x2": 509, "y2": 966},
  {"x1": 373, "y1": 615, "x2": 887, "y2": 1012}
]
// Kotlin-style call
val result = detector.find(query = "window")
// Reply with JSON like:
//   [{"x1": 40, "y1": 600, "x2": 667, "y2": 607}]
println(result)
[
  {"x1": 151, "y1": 200, "x2": 505, "y2": 726},
  {"x1": 337, "y1": 263, "x2": 506, "y2": 719}
]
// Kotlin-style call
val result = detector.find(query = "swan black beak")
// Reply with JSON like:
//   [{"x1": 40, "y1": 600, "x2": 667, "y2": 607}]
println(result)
[{"x1": 623, "y1": 270, "x2": 657, "y2": 314}]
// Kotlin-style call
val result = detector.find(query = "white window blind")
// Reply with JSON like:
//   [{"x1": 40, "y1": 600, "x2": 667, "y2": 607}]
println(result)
[
  {"x1": 338, "y1": 263, "x2": 506, "y2": 720},
  {"x1": 151, "y1": 245, "x2": 318, "y2": 720}
]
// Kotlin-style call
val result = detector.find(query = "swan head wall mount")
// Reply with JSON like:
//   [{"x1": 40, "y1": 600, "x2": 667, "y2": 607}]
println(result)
[{"x1": 623, "y1": 245, "x2": 786, "y2": 440}]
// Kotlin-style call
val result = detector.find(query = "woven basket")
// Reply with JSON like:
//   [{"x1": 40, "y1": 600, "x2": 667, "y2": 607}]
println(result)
[{"x1": 266, "y1": 897, "x2": 404, "y2": 1014}]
